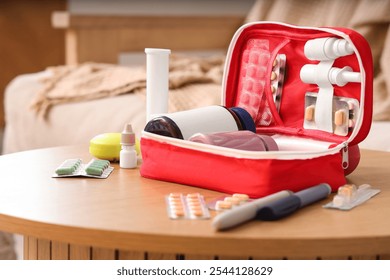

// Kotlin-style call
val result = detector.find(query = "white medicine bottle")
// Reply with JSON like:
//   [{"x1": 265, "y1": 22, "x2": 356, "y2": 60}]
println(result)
[
  {"x1": 120, "y1": 123, "x2": 137, "y2": 169},
  {"x1": 144, "y1": 105, "x2": 256, "y2": 140}
]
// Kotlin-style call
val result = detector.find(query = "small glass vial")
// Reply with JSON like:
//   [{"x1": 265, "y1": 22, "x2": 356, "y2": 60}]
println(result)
[
  {"x1": 144, "y1": 105, "x2": 256, "y2": 140},
  {"x1": 120, "y1": 123, "x2": 137, "y2": 169}
]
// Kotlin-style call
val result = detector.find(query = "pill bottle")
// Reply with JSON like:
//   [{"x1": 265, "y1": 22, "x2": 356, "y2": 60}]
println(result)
[
  {"x1": 189, "y1": 131, "x2": 278, "y2": 151},
  {"x1": 144, "y1": 105, "x2": 256, "y2": 140}
]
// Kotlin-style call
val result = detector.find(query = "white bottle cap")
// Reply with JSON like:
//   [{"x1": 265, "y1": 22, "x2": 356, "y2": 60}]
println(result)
[
  {"x1": 121, "y1": 123, "x2": 135, "y2": 145},
  {"x1": 304, "y1": 37, "x2": 354, "y2": 61},
  {"x1": 120, "y1": 123, "x2": 137, "y2": 169},
  {"x1": 300, "y1": 64, "x2": 361, "y2": 87}
]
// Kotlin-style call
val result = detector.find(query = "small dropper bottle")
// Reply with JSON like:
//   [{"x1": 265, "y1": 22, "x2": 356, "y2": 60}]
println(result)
[{"x1": 120, "y1": 123, "x2": 137, "y2": 169}]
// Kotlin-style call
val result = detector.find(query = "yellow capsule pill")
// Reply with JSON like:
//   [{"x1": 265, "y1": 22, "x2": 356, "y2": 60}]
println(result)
[{"x1": 271, "y1": 71, "x2": 277, "y2": 81}]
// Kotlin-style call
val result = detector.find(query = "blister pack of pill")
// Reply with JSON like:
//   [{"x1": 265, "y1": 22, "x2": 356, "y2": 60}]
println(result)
[
  {"x1": 207, "y1": 193, "x2": 251, "y2": 211},
  {"x1": 304, "y1": 92, "x2": 359, "y2": 136},
  {"x1": 166, "y1": 192, "x2": 210, "y2": 220},
  {"x1": 323, "y1": 184, "x2": 380, "y2": 210},
  {"x1": 271, "y1": 54, "x2": 286, "y2": 113},
  {"x1": 52, "y1": 158, "x2": 114, "y2": 179},
  {"x1": 236, "y1": 39, "x2": 272, "y2": 126}
]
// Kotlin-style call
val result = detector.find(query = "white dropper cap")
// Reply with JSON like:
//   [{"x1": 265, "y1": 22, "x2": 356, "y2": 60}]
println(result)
[
  {"x1": 121, "y1": 123, "x2": 135, "y2": 146},
  {"x1": 120, "y1": 123, "x2": 137, "y2": 169}
]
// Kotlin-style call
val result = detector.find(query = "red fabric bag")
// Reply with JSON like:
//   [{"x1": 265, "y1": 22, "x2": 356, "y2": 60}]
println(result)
[{"x1": 140, "y1": 22, "x2": 373, "y2": 198}]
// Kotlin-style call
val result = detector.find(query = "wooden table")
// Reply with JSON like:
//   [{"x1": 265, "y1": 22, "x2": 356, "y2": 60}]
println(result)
[{"x1": 0, "y1": 146, "x2": 389, "y2": 260}]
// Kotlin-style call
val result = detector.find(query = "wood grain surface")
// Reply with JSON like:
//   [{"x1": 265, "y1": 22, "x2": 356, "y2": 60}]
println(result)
[{"x1": 0, "y1": 146, "x2": 389, "y2": 259}]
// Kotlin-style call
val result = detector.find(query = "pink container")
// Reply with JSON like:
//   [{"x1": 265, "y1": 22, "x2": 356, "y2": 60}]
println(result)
[{"x1": 189, "y1": 131, "x2": 278, "y2": 151}]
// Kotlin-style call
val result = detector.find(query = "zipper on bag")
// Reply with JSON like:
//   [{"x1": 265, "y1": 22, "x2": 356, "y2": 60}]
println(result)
[
  {"x1": 142, "y1": 131, "x2": 344, "y2": 161},
  {"x1": 342, "y1": 143, "x2": 349, "y2": 170}
]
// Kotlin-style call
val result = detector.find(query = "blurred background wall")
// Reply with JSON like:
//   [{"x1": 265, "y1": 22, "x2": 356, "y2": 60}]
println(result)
[{"x1": 0, "y1": 0, "x2": 66, "y2": 128}]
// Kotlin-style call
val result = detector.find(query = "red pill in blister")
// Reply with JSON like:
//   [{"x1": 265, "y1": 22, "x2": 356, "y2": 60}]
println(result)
[
  {"x1": 253, "y1": 81, "x2": 265, "y2": 93},
  {"x1": 247, "y1": 107, "x2": 258, "y2": 120},
  {"x1": 258, "y1": 52, "x2": 270, "y2": 67},
  {"x1": 250, "y1": 95, "x2": 261, "y2": 107},
  {"x1": 240, "y1": 92, "x2": 251, "y2": 104},
  {"x1": 259, "y1": 108, "x2": 273, "y2": 126},
  {"x1": 249, "y1": 51, "x2": 260, "y2": 64},
  {"x1": 256, "y1": 67, "x2": 267, "y2": 79},
  {"x1": 242, "y1": 50, "x2": 250, "y2": 63},
  {"x1": 240, "y1": 65, "x2": 248, "y2": 77},
  {"x1": 243, "y1": 79, "x2": 253, "y2": 91},
  {"x1": 246, "y1": 65, "x2": 257, "y2": 77},
  {"x1": 248, "y1": 39, "x2": 269, "y2": 50}
]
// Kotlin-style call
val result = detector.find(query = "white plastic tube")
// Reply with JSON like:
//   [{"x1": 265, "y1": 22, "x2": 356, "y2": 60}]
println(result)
[
  {"x1": 145, "y1": 48, "x2": 171, "y2": 122},
  {"x1": 300, "y1": 64, "x2": 361, "y2": 87},
  {"x1": 304, "y1": 37, "x2": 354, "y2": 61}
]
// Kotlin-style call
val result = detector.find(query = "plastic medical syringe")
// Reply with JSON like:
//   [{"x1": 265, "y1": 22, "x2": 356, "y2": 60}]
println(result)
[{"x1": 212, "y1": 190, "x2": 292, "y2": 231}]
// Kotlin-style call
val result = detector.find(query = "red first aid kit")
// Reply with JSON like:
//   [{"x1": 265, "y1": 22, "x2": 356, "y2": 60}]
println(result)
[{"x1": 140, "y1": 22, "x2": 373, "y2": 198}]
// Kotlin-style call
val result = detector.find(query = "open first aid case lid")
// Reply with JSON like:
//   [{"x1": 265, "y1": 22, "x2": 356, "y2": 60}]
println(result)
[{"x1": 222, "y1": 22, "x2": 373, "y2": 147}]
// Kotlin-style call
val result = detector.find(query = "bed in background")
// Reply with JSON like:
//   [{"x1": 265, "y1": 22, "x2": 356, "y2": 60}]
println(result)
[{"x1": 2, "y1": 10, "x2": 242, "y2": 154}]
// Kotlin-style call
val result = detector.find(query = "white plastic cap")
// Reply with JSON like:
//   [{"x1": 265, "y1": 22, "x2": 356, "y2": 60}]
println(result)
[
  {"x1": 328, "y1": 66, "x2": 361, "y2": 86},
  {"x1": 121, "y1": 123, "x2": 135, "y2": 145},
  {"x1": 145, "y1": 48, "x2": 171, "y2": 55},
  {"x1": 300, "y1": 65, "x2": 361, "y2": 87},
  {"x1": 304, "y1": 37, "x2": 354, "y2": 61}
]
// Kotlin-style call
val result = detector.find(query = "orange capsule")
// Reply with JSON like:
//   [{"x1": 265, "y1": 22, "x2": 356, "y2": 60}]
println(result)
[
  {"x1": 191, "y1": 209, "x2": 204, "y2": 217},
  {"x1": 305, "y1": 105, "x2": 315, "y2": 122},
  {"x1": 169, "y1": 192, "x2": 182, "y2": 199},
  {"x1": 187, "y1": 193, "x2": 200, "y2": 199},
  {"x1": 216, "y1": 200, "x2": 232, "y2": 210},
  {"x1": 335, "y1": 110, "x2": 346, "y2": 126},
  {"x1": 174, "y1": 209, "x2": 185, "y2": 217},
  {"x1": 224, "y1": 196, "x2": 240, "y2": 206}
]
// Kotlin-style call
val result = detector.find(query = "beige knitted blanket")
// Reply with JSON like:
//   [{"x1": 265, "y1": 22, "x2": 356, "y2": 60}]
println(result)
[
  {"x1": 246, "y1": 0, "x2": 390, "y2": 121},
  {"x1": 30, "y1": 55, "x2": 224, "y2": 118}
]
